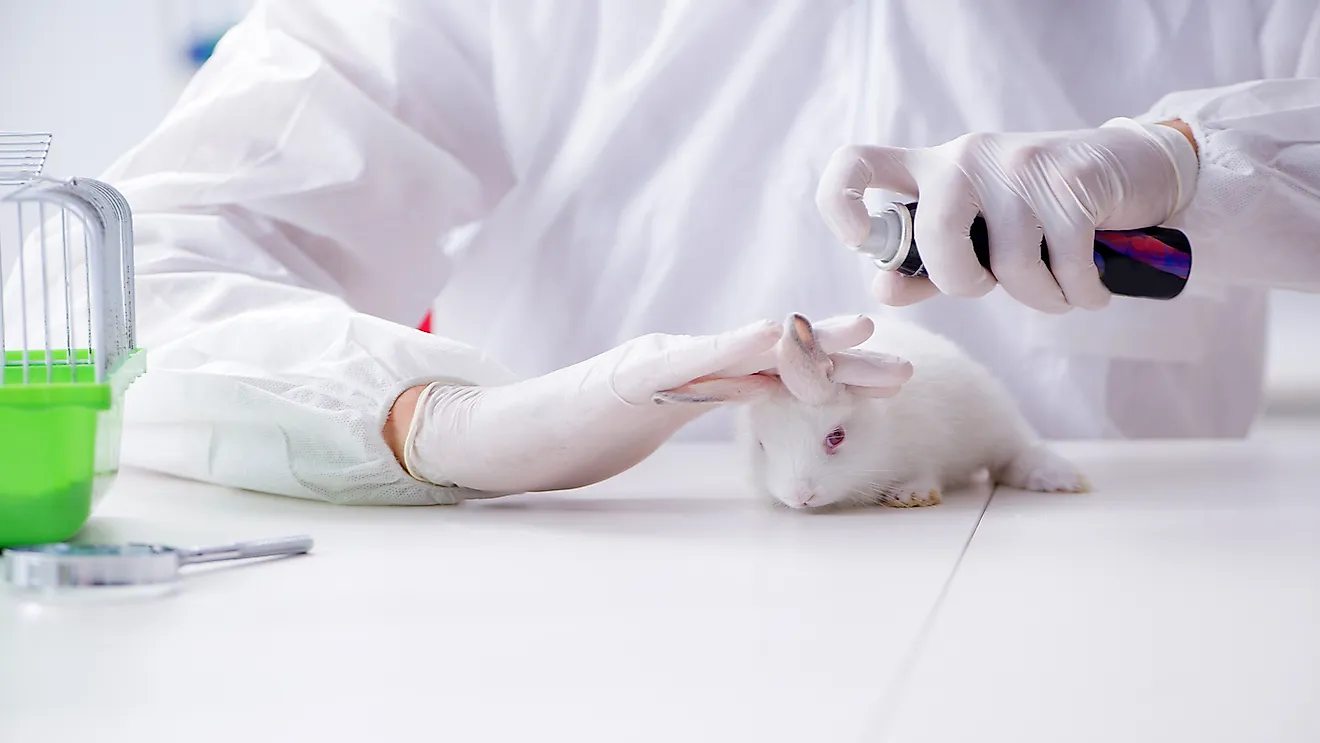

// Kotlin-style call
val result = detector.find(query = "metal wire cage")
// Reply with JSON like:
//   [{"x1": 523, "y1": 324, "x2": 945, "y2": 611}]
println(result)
[
  {"x1": 0, "y1": 132, "x2": 52, "y2": 186},
  {"x1": 0, "y1": 132, "x2": 145, "y2": 547}
]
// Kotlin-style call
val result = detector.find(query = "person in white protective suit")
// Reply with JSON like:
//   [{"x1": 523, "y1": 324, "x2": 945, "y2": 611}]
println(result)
[{"x1": 21, "y1": 1, "x2": 1320, "y2": 505}]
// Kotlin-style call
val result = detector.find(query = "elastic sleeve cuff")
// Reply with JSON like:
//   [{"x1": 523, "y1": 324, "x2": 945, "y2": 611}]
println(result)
[{"x1": 402, "y1": 381, "x2": 451, "y2": 486}]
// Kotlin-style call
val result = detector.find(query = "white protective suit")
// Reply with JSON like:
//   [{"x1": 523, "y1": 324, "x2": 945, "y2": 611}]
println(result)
[{"x1": 21, "y1": 0, "x2": 1320, "y2": 504}]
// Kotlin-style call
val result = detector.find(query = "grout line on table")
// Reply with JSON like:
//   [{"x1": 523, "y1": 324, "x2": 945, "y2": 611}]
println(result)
[{"x1": 858, "y1": 484, "x2": 997, "y2": 743}]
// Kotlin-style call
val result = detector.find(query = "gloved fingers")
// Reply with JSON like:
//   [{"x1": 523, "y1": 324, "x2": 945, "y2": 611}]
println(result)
[
  {"x1": 870, "y1": 271, "x2": 941, "y2": 306},
  {"x1": 1036, "y1": 210, "x2": 1111, "y2": 310},
  {"x1": 911, "y1": 168, "x2": 996, "y2": 299},
  {"x1": 719, "y1": 314, "x2": 875, "y2": 376},
  {"x1": 983, "y1": 199, "x2": 1069, "y2": 313},
  {"x1": 812, "y1": 313, "x2": 876, "y2": 347},
  {"x1": 816, "y1": 144, "x2": 919, "y2": 247},
  {"x1": 633, "y1": 319, "x2": 781, "y2": 399},
  {"x1": 1093, "y1": 121, "x2": 1187, "y2": 227},
  {"x1": 828, "y1": 349, "x2": 914, "y2": 388},
  {"x1": 651, "y1": 373, "x2": 781, "y2": 405}
]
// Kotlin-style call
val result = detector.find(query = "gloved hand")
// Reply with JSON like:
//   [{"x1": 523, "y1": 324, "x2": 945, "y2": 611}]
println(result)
[
  {"x1": 392, "y1": 315, "x2": 907, "y2": 495},
  {"x1": 816, "y1": 118, "x2": 1199, "y2": 313}
]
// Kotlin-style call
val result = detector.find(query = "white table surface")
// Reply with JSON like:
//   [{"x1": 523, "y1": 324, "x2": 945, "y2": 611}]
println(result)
[
  {"x1": 0, "y1": 444, "x2": 993, "y2": 743},
  {"x1": 4, "y1": 432, "x2": 1319, "y2": 742},
  {"x1": 877, "y1": 434, "x2": 1320, "y2": 743}
]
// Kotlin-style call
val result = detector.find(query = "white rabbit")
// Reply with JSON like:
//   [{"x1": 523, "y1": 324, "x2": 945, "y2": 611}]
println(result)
[{"x1": 655, "y1": 313, "x2": 1088, "y2": 510}]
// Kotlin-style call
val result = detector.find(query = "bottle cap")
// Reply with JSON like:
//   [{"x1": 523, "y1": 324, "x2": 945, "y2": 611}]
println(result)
[{"x1": 850, "y1": 202, "x2": 912, "y2": 271}]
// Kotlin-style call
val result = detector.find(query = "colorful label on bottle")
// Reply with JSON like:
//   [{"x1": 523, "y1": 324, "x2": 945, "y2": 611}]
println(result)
[{"x1": 1093, "y1": 230, "x2": 1191, "y2": 279}]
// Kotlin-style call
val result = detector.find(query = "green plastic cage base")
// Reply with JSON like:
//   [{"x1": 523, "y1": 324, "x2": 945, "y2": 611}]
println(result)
[{"x1": 0, "y1": 349, "x2": 146, "y2": 547}]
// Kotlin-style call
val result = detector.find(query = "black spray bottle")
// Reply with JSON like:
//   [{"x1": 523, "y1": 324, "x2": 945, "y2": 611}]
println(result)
[{"x1": 853, "y1": 201, "x2": 1193, "y2": 300}]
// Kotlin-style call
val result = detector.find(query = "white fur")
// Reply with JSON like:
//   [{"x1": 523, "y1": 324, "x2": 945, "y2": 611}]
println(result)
[{"x1": 740, "y1": 316, "x2": 1087, "y2": 510}]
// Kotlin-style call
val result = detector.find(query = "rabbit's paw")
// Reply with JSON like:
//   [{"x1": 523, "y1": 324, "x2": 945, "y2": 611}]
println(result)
[
  {"x1": 998, "y1": 445, "x2": 1090, "y2": 493},
  {"x1": 879, "y1": 478, "x2": 943, "y2": 508}
]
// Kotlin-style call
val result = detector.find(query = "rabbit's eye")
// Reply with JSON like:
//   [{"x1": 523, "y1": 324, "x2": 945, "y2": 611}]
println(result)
[{"x1": 824, "y1": 426, "x2": 846, "y2": 453}]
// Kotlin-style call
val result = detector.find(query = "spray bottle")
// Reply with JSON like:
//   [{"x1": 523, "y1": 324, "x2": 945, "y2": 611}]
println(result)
[{"x1": 852, "y1": 201, "x2": 1192, "y2": 300}]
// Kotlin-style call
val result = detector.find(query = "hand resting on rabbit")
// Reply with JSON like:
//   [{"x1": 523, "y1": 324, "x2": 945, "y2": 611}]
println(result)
[{"x1": 654, "y1": 313, "x2": 1089, "y2": 510}]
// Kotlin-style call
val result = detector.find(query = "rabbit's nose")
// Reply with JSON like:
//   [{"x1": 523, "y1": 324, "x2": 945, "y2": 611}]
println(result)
[{"x1": 794, "y1": 488, "x2": 817, "y2": 507}]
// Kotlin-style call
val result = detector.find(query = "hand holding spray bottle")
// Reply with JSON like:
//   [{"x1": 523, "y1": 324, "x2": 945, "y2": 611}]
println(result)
[{"x1": 824, "y1": 118, "x2": 1199, "y2": 303}]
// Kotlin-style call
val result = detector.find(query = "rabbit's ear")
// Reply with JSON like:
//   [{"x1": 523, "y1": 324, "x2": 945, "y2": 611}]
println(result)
[
  {"x1": 777, "y1": 313, "x2": 839, "y2": 406},
  {"x1": 652, "y1": 374, "x2": 781, "y2": 405}
]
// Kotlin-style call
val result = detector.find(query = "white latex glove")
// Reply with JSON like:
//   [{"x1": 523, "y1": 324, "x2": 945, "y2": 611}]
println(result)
[
  {"x1": 816, "y1": 118, "x2": 1199, "y2": 313},
  {"x1": 397, "y1": 315, "x2": 908, "y2": 495}
]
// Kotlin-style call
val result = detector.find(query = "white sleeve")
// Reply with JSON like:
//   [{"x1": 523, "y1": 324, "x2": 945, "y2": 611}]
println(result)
[
  {"x1": 1135, "y1": 78, "x2": 1320, "y2": 292},
  {"x1": 81, "y1": 0, "x2": 518, "y2": 504}
]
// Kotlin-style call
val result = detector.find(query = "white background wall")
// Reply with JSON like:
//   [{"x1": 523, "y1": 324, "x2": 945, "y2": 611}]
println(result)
[{"x1": 2, "y1": 0, "x2": 1315, "y2": 409}]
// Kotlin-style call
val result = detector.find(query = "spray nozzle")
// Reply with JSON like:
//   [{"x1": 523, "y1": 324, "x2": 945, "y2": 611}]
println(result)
[{"x1": 849, "y1": 202, "x2": 913, "y2": 272}]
